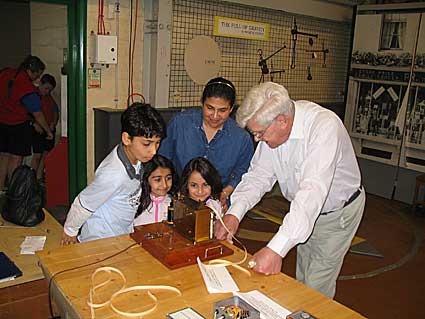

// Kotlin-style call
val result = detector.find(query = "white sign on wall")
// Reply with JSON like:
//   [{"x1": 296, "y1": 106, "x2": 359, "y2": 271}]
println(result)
[{"x1": 213, "y1": 16, "x2": 269, "y2": 41}]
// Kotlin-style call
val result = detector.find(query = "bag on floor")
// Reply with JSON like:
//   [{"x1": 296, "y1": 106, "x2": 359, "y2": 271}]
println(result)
[{"x1": 1, "y1": 165, "x2": 45, "y2": 226}]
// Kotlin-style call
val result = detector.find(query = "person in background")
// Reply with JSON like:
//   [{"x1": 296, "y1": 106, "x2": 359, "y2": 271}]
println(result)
[
  {"x1": 61, "y1": 103, "x2": 166, "y2": 244},
  {"x1": 134, "y1": 154, "x2": 178, "y2": 226},
  {"x1": 159, "y1": 77, "x2": 254, "y2": 210},
  {"x1": 215, "y1": 82, "x2": 365, "y2": 299},
  {"x1": 179, "y1": 157, "x2": 223, "y2": 216},
  {"x1": 31, "y1": 74, "x2": 59, "y2": 182},
  {"x1": 0, "y1": 55, "x2": 53, "y2": 193}
]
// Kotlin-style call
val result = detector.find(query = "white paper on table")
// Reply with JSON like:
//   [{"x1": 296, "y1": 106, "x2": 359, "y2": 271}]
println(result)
[
  {"x1": 167, "y1": 307, "x2": 206, "y2": 319},
  {"x1": 234, "y1": 290, "x2": 291, "y2": 319},
  {"x1": 20, "y1": 236, "x2": 46, "y2": 255},
  {"x1": 196, "y1": 257, "x2": 239, "y2": 293}
]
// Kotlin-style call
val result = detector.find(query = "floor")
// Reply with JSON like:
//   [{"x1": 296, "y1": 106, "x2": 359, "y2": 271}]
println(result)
[
  {"x1": 238, "y1": 193, "x2": 425, "y2": 319},
  {"x1": 1, "y1": 191, "x2": 424, "y2": 318}
]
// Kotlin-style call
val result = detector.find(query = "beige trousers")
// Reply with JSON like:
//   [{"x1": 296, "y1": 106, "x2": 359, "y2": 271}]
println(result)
[{"x1": 296, "y1": 187, "x2": 366, "y2": 298}]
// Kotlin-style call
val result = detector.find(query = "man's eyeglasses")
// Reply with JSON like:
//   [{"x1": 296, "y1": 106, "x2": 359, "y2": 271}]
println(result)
[{"x1": 248, "y1": 119, "x2": 275, "y2": 141}]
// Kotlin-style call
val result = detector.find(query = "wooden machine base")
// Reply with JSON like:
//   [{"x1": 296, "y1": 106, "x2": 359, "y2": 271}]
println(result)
[{"x1": 130, "y1": 222, "x2": 233, "y2": 269}]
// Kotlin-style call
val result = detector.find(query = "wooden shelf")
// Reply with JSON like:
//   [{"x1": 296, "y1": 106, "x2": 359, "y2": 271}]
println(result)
[
  {"x1": 350, "y1": 132, "x2": 401, "y2": 146},
  {"x1": 405, "y1": 142, "x2": 425, "y2": 151},
  {"x1": 351, "y1": 64, "x2": 425, "y2": 73}
]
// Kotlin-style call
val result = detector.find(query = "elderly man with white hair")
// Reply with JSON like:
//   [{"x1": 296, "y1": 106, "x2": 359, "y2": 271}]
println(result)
[{"x1": 214, "y1": 82, "x2": 365, "y2": 298}]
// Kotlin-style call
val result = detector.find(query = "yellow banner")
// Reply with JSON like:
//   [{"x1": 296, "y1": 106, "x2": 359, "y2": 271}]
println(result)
[{"x1": 213, "y1": 16, "x2": 269, "y2": 41}]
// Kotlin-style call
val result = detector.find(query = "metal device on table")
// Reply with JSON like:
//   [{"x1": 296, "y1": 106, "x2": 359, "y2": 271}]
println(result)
[
  {"x1": 214, "y1": 296, "x2": 260, "y2": 319},
  {"x1": 286, "y1": 310, "x2": 317, "y2": 319},
  {"x1": 130, "y1": 194, "x2": 233, "y2": 269},
  {"x1": 172, "y1": 194, "x2": 216, "y2": 243}
]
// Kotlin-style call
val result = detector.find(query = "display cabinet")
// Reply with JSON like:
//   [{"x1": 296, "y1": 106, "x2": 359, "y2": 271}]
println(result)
[{"x1": 344, "y1": 4, "x2": 425, "y2": 202}]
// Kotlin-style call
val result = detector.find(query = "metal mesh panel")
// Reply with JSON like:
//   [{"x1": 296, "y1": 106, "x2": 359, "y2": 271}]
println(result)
[{"x1": 169, "y1": 0, "x2": 352, "y2": 108}]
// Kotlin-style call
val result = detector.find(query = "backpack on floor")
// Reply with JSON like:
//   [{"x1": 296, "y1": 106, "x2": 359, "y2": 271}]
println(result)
[{"x1": 1, "y1": 165, "x2": 45, "y2": 226}]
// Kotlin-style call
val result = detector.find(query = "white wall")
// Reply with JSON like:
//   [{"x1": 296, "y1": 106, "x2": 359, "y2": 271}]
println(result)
[
  {"x1": 30, "y1": 2, "x2": 68, "y2": 139},
  {"x1": 86, "y1": 0, "x2": 144, "y2": 181}
]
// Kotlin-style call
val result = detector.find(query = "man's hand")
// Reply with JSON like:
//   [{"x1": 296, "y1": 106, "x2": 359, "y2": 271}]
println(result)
[
  {"x1": 61, "y1": 232, "x2": 78, "y2": 246},
  {"x1": 214, "y1": 214, "x2": 239, "y2": 243},
  {"x1": 248, "y1": 247, "x2": 282, "y2": 275}
]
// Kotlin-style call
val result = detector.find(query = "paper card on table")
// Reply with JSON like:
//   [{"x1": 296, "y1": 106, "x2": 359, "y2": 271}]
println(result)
[
  {"x1": 197, "y1": 257, "x2": 239, "y2": 293},
  {"x1": 234, "y1": 290, "x2": 291, "y2": 319},
  {"x1": 20, "y1": 236, "x2": 46, "y2": 254},
  {"x1": 166, "y1": 307, "x2": 206, "y2": 319}
]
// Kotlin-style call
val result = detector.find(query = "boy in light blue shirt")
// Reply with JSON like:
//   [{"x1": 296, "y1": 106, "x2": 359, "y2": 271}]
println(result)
[{"x1": 61, "y1": 103, "x2": 166, "y2": 244}]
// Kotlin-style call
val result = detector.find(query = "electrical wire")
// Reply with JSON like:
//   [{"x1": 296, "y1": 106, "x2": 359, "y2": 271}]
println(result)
[
  {"x1": 114, "y1": 1, "x2": 120, "y2": 108},
  {"x1": 97, "y1": 0, "x2": 107, "y2": 35},
  {"x1": 128, "y1": 0, "x2": 133, "y2": 98},
  {"x1": 126, "y1": 93, "x2": 145, "y2": 106},
  {"x1": 129, "y1": 0, "x2": 139, "y2": 105},
  {"x1": 48, "y1": 242, "x2": 138, "y2": 319}
]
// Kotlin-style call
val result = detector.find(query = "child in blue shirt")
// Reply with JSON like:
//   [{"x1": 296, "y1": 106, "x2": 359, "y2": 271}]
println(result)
[{"x1": 61, "y1": 103, "x2": 166, "y2": 244}]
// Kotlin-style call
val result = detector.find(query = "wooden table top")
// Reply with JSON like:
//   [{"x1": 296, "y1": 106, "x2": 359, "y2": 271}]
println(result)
[
  {"x1": 0, "y1": 208, "x2": 63, "y2": 288},
  {"x1": 37, "y1": 234, "x2": 366, "y2": 319}
]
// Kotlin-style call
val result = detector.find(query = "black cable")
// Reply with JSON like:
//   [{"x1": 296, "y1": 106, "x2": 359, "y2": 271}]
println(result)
[{"x1": 48, "y1": 242, "x2": 138, "y2": 319}]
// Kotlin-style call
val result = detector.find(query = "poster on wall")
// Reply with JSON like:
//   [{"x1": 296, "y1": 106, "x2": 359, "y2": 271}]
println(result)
[
  {"x1": 213, "y1": 16, "x2": 269, "y2": 41},
  {"x1": 88, "y1": 68, "x2": 101, "y2": 89}
]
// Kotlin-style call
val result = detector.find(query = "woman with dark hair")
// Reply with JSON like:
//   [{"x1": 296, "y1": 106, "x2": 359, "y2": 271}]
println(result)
[
  {"x1": 159, "y1": 77, "x2": 254, "y2": 210},
  {"x1": 0, "y1": 55, "x2": 53, "y2": 192},
  {"x1": 134, "y1": 154, "x2": 178, "y2": 226}
]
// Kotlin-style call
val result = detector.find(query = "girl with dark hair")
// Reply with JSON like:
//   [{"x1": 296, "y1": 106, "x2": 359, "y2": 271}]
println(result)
[
  {"x1": 160, "y1": 77, "x2": 254, "y2": 210},
  {"x1": 0, "y1": 55, "x2": 52, "y2": 192},
  {"x1": 134, "y1": 154, "x2": 178, "y2": 226},
  {"x1": 179, "y1": 157, "x2": 223, "y2": 215}
]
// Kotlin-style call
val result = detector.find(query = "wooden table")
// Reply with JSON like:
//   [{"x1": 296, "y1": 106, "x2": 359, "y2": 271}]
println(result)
[
  {"x1": 0, "y1": 208, "x2": 63, "y2": 318},
  {"x1": 0, "y1": 208, "x2": 62, "y2": 288},
  {"x1": 37, "y1": 235, "x2": 367, "y2": 319}
]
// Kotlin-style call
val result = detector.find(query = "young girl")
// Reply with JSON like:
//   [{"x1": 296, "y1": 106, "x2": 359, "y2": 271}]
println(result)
[
  {"x1": 179, "y1": 157, "x2": 223, "y2": 216},
  {"x1": 134, "y1": 154, "x2": 178, "y2": 226}
]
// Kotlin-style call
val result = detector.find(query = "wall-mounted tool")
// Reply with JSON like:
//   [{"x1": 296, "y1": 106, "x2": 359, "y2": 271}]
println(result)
[
  {"x1": 305, "y1": 41, "x2": 329, "y2": 67},
  {"x1": 307, "y1": 66, "x2": 313, "y2": 81},
  {"x1": 290, "y1": 17, "x2": 318, "y2": 69},
  {"x1": 257, "y1": 45, "x2": 286, "y2": 83}
]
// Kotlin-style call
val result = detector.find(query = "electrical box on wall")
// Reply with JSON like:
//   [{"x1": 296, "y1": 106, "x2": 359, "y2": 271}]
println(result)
[{"x1": 90, "y1": 34, "x2": 117, "y2": 64}]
